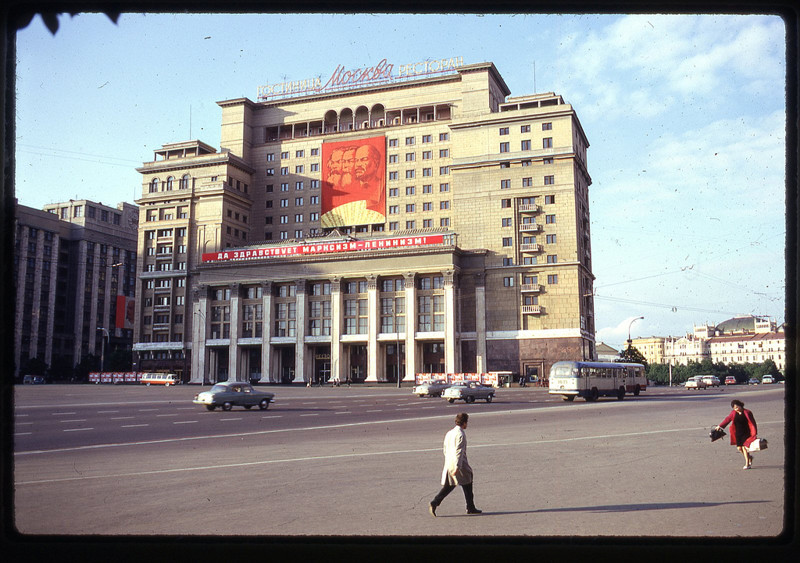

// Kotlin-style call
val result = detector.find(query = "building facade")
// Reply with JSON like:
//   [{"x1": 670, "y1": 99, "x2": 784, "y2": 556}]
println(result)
[
  {"x1": 13, "y1": 199, "x2": 138, "y2": 379},
  {"x1": 630, "y1": 337, "x2": 665, "y2": 365},
  {"x1": 133, "y1": 61, "x2": 596, "y2": 384}
]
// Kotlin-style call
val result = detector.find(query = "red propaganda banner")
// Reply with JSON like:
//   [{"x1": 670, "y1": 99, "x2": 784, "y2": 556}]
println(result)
[
  {"x1": 321, "y1": 136, "x2": 386, "y2": 228},
  {"x1": 116, "y1": 296, "x2": 135, "y2": 330}
]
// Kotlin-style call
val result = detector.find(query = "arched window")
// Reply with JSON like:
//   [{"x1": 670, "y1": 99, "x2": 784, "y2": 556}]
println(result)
[
  {"x1": 180, "y1": 174, "x2": 190, "y2": 190},
  {"x1": 166, "y1": 176, "x2": 174, "y2": 191},
  {"x1": 149, "y1": 178, "x2": 159, "y2": 193}
]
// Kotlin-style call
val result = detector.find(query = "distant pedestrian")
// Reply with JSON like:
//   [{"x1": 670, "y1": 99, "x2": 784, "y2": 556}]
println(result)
[
  {"x1": 429, "y1": 412, "x2": 481, "y2": 516},
  {"x1": 715, "y1": 399, "x2": 758, "y2": 469}
]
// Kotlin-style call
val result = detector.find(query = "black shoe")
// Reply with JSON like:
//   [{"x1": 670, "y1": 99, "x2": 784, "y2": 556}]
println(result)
[
  {"x1": 429, "y1": 503, "x2": 437, "y2": 517},
  {"x1": 467, "y1": 508, "x2": 482, "y2": 515}
]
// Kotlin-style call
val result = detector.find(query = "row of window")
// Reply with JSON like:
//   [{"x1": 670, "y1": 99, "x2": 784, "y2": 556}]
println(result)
[
  {"x1": 499, "y1": 123, "x2": 552, "y2": 135},
  {"x1": 49, "y1": 205, "x2": 122, "y2": 224},
  {"x1": 265, "y1": 134, "x2": 450, "y2": 163},
  {"x1": 502, "y1": 274, "x2": 559, "y2": 287},
  {"x1": 500, "y1": 138, "x2": 553, "y2": 153}
]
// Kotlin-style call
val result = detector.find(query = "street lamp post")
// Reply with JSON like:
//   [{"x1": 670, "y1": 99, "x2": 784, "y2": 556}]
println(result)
[
  {"x1": 394, "y1": 301, "x2": 402, "y2": 389},
  {"x1": 627, "y1": 316, "x2": 644, "y2": 349},
  {"x1": 97, "y1": 327, "x2": 109, "y2": 373}
]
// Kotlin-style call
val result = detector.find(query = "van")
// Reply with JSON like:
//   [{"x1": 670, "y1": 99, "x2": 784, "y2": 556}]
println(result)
[{"x1": 140, "y1": 373, "x2": 179, "y2": 386}]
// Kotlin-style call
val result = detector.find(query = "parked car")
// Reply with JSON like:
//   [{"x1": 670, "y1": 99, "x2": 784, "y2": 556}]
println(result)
[
  {"x1": 748, "y1": 377, "x2": 760, "y2": 385},
  {"x1": 701, "y1": 375, "x2": 721, "y2": 388},
  {"x1": 685, "y1": 376, "x2": 708, "y2": 390},
  {"x1": 412, "y1": 381, "x2": 452, "y2": 397},
  {"x1": 193, "y1": 382, "x2": 275, "y2": 411},
  {"x1": 761, "y1": 375, "x2": 775, "y2": 384},
  {"x1": 724, "y1": 376, "x2": 737, "y2": 385},
  {"x1": 442, "y1": 381, "x2": 495, "y2": 403},
  {"x1": 23, "y1": 375, "x2": 46, "y2": 384}
]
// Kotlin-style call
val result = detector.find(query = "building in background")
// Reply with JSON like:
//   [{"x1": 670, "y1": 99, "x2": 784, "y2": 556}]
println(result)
[
  {"x1": 595, "y1": 342, "x2": 620, "y2": 362},
  {"x1": 630, "y1": 336, "x2": 665, "y2": 365},
  {"x1": 133, "y1": 60, "x2": 596, "y2": 384},
  {"x1": 661, "y1": 316, "x2": 784, "y2": 371},
  {"x1": 13, "y1": 199, "x2": 138, "y2": 380}
]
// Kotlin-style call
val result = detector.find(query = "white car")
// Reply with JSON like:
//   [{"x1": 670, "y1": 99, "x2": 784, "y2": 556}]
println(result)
[
  {"x1": 761, "y1": 375, "x2": 775, "y2": 384},
  {"x1": 412, "y1": 381, "x2": 451, "y2": 397},
  {"x1": 685, "y1": 376, "x2": 708, "y2": 390},
  {"x1": 701, "y1": 375, "x2": 721, "y2": 387},
  {"x1": 442, "y1": 382, "x2": 495, "y2": 403}
]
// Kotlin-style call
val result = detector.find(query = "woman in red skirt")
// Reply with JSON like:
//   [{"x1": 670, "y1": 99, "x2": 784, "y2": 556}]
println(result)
[{"x1": 715, "y1": 399, "x2": 758, "y2": 469}]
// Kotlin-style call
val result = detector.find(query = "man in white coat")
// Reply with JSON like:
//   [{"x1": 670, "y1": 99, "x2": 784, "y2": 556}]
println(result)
[{"x1": 429, "y1": 412, "x2": 482, "y2": 516}]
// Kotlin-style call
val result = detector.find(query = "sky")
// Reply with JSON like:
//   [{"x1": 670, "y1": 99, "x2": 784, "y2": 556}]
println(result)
[{"x1": 13, "y1": 12, "x2": 787, "y2": 350}]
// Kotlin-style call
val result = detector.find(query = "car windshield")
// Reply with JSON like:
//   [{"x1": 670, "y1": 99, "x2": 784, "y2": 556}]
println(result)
[{"x1": 209, "y1": 384, "x2": 228, "y2": 393}]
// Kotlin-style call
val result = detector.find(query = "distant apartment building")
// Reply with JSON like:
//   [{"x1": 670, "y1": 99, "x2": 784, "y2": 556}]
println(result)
[
  {"x1": 661, "y1": 316, "x2": 784, "y2": 371},
  {"x1": 132, "y1": 60, "x2": 596, "y2": 384},
  {"x1": 13, "y1": 199, "x2": 138, "y2": 379},
  {"x1": 630, "y1": 336, "x2": 665, "y2": 365}
]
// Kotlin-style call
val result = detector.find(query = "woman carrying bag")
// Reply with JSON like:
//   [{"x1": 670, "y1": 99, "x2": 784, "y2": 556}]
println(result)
[{"x1": 714, "y1": 399, "x2": 758, "y2": 470}]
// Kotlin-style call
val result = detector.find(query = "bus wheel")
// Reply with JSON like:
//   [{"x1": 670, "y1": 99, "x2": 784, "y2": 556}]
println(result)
[
  {"x1": 563, "y1": 395, "x2": 575, "y2": 402},
  {"x1": 617, "y1": 387, "x2": 625, "y2": 401},
  {"x1": 634, "y1": 385, "x2": 641, "y2": 396},
  {"x1": 586, "y1": 388, "x2": 599, "y2": 401}
]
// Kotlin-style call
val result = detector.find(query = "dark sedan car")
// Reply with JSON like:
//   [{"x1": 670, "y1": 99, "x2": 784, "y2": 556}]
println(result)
[{"x1": 193, "y1": 382, "x2": 275, "y2": 411}]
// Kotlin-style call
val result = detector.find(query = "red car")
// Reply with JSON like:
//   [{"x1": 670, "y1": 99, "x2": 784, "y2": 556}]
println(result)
[{"x1": 724, "y1": 376, "x2": 737, "y2": 385}]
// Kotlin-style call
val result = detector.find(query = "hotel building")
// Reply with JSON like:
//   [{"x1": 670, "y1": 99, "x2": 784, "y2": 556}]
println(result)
[
  {"x1": 13, "y1": 199, "x2": 138, "y2": 379},
  {"x1": 133, "y1": 60, "x2": 596, "y2": 384}
]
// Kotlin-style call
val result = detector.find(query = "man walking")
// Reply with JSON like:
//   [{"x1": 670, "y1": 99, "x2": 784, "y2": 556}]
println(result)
[{"x1": 429, "y1": 412, "x2": 482, "y2": 516}]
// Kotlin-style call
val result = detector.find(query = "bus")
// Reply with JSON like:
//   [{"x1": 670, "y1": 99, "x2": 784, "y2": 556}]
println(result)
[
  {"x1": 548, "y1": 361, "x2": 646, "y2": 402},
  {"x1": 140, "y1": 373, "x2": 180, "y2": 386}
]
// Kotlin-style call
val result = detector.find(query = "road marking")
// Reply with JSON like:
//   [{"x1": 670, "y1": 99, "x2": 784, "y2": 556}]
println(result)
[
  {"x1": 52, "y1": 412, "x2": 76, "y2": 416},
  {"x1": 334, "y1": 412, "x2": 350, "y2": 415},
  {"x1": 219, "y1": 418, "x2": 242, "y2": 422},
  {"x1": 138, "y1": 409, "x2": 159, "y2": 412},
  {"x1": 16, "y1": 414, "x2": 29, "y2": 417},
  {"x1": 18, "y1": 419, "x2": 786, "y2": 486},
  {"x1": 174, "y1": 421, "x2": 198, "y2": 425},
  {"x1": 121, "y1": 424, "x2": 149, "y2": 428},
  {"x1": 63, "y1": 428, "x2": 93, "y2": 432},
  {"x1": 14, "y1": 432, "x2": 32, "y2": 436},
  {"x1": 59, "y1": 419, "x2": 87, "y2": 423},
  {"x1": 110, "y1": 417, "x2": 135, "y2": 420},
  {"x1": 97, "y1": 410, "x2": 119, "y2": 414},
  {"x1": 16, "y1": 422, "x2": 34, "y2": 426},
  {"x1": 156, "y1": 414, "x2": 179, "y2": 417},
  {"x1": 300, "y1": 413, "x2": 319, "y2": 417},
  {"x1": 261, "y1": 416, "x2": 281, "y2": 419}
]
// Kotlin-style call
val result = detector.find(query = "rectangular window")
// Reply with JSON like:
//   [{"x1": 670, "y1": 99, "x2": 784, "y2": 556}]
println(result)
[
  {"x1": 543, "y1": 138, "x2": 553, "y2": 149},
  {"x1": 439, "y1": 149, "x2": 449, "y2": 158},
  {"x1": 406, "y1": 186, "x2": 415, "y2": 195},
  {"x1": 522, "y1": 177, "x2": 533, "y2": 187},
  {"x1": 501, "y1": 199, "x2": 512, "y2": 208},
  {"x1": 499, "y1": 127, "x2": 509, "y2": 135},
  {"x1": 546, "y1": 214, "x2": 556, "y2": 224},
  {"x1": 503, "y1": 277, "x2": 514, "y2": 287},
  {"x1": 521, "y1": 125, "x2": 531, "y2": 133},
  {"x1": 521, "y1": 140, "x2": 531, "y2": 151},
  {"x1": 422, "y1": 151, "x2": 432, "y2": 160},
  {"x1": 502, "y1": 218, "x2": 513, "y2": 227},
  {"x1": 389, "y1": 154, "x2": 399, "y2": 163},
  {"x1": 544, "y1": 176, "x2": 555, "y2": 185},
  {"x1": 406, "y1": 152, "x2": 415, "y2": 162},
  {"x1": 439, "y1": 133, "x2": 449, "y2": 141},
  {"x1": 547, "y1": 255, "x2": 558, "y2": 264},
  {"x1": 440, "y1": 201, "x2": 450, "y2": 210},
  {"x1": 543, "y1": 157, "x2": 554, "y2": 165},
  {"x1": 405, "y1": 137, "x2": 415, "y2": 145},
  {"x1": 389, "y1": 138, "x2": 399, "y2": 147},
  {"x1": 422, "y1": 135, "x2": 432, "y2": 143},
  {"x1": 547, "y1": 274, "x2": 559, "y2": 284},
  {"x1": 545, "y1": 195, "x2": 556, "y2": 204},
  {"x1": 439, "y1": 166, "x2": 450, "y2": 175},
  {"x1": 423, "y1": 202, "x2": 433, "y2": 211},
  {"x1": 389, "y1": 171, "x2": 398, "y2": 180},
  {"x1": 500, "y1": 179, "x2": 511, "y2": 189},
  {"x1": 389, "y1": 206, "x2": 399, "y2": 214},
  {"x1": 546, "y1": 234, "x2": 557, "y2": 244},
  {"x1": 439, "y1": 183, "x2": 450, "y2": 192},
  {"x1": 423, "y1": 184, "x2": 432, "y2": 194},
  {"x1": 502, "y1": 237, "x2": 512, "y2": 247},
  {"x1": 389, "y1": 188, "x2": 398, "y2": 197},
  {"x1": 440, "y1": 217, "x2": 450, "y2": 227},
  {"x1": 542, "y1": 122, "x2": 553, "y2": 130},
  {"x1": 406, "y1": 204, "x2": 416, "y2": 213},
  {"x1": 500, "y1": 142, "x2": 510, "y2": 153}
]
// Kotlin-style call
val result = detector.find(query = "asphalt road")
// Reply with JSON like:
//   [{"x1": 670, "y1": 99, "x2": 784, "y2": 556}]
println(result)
[{"x1": 11, "y1": 382, "x2": 791, "y2": 548}]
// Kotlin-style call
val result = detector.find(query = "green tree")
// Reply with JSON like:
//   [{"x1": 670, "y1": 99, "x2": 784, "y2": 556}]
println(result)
[{"x1": 619, "y1": 345, "x2": 648, "y2": 369}]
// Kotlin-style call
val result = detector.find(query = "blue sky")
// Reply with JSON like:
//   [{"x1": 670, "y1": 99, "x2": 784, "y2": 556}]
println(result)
[{"x1": 14, "y1": 13, "x2": 786, "y2": 349}]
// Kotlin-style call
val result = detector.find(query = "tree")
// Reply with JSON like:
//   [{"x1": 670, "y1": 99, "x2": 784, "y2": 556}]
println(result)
[{"x1": 619, "y1": 345, "x2": 648, "y2": 369}]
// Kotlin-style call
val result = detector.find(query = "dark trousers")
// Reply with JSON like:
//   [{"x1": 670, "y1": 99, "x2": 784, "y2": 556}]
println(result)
[{"x1": 431, "y1": 483, "x2": 476, "y2": 510}]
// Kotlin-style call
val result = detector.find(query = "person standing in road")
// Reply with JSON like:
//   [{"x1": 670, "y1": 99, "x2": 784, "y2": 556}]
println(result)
[
  {"x1": 715, "y1": 399, "x2": 758, "y2": 469},
  {"x1": 429, "y1": 412, "x2": 482, "y2": 516}
]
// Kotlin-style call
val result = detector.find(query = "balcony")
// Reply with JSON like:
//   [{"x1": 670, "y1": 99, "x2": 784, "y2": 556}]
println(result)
[
  {"x1": 521, "y1": 284, "x2": 543, "y2": 293},
  {"x1": 519, "y1": 223, "x2": 542, "y2": 233},
  {"x1": 519, "y1": 204, "x2": 541, "y2": 213},
  {"x1": 520, "y1": 243, "x2": 543, "y2": 253},
  {"x1": 521, "y1": 305, "x2": 542, "y2": 314}
]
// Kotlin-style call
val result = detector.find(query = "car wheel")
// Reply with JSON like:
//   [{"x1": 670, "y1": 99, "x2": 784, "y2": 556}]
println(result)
[
  {"x1": 259, "y1": 399, "x2": 270, "y2": 410},
  {"x1": 206, "y1": 405, "x2": 216, "y2": 411},
  {"x1": 222, "y1": 402, "x2": 233, "y2": 411},
  {"x1": 486, "y1": 395, "x2": 493, "y2": 403},
  {"x1": 563, "y1": 395, "x2": 575, "y2": 402},
  {"x1": 466, "y1": 396, "x2": 475, "y2": 404},
  {"x1": 448, "y1": 398, "x2": 455, "y2": 403}
]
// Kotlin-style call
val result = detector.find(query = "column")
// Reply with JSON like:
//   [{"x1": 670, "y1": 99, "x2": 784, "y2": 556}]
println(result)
[
  {"x1": 443, "y1": 270, "x2": 457, "y2": 374},
  {"x1": 259, "y1": 281, "x2": 273, "y2": 383},
  {"x1": 403, "y1": 272, "x2": 417, "y2": 381},
  {"x1": 295, "y1": 280, "x2": 307, "y2": 383},
  {"x1": 191, "y1": 286, "x2": 208, "y2": 384},
  {"x1": 474, "y1": 273, "x2": 487, "y2": 374},
  {"x1": 330, "y1": 277, "x2": 344, "y2": 383},
  {"x1": 228, "y1": 283, "x2": 241, "y2": 381},
  {"x1": 365, "y1": 274, "x2": 379, "y2": 382}
]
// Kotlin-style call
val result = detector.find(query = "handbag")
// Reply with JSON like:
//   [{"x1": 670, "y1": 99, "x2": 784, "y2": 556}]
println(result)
[
  {"x1": 709, "y1": 427, "x2": 726, "y2": 442},
  {"x1": 748, "y1": 438, "x2": 768, "y2": 452}
]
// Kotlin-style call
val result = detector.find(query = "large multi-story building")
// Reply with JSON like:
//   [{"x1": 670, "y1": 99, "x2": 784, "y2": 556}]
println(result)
[
  {"x1": 630, "y1": 337, "x2": 666, "y2": 365},
  {"x1": 13, "y1": 199, "x2": 138, "y2": 379},
  {"x1": 133, "y1": 60, "x2": 596, "y2": 384}
]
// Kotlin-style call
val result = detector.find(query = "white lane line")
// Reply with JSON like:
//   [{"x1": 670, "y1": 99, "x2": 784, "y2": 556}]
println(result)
[
  {"x1": 174, "y1": 421, "x2": 198, "y2": 425},
  {"x1": 300, "y1": 413, "x2": 319, "y2": 417},
  {"x1": 20, "y1": 419, "x2": 786, "y2": 486},
  {"x1": 176, "y1": 407, "x2": 196, "y2": 410},
  {"x1": 156, "y1": 414, "x2": 179, "y2": 417},
  {"x1": 63, "y1": 428, "x2": 94, "y2": 432},
  {"x1": 16, "y1": 414, "x2": 29, "y2": 418},
  {"x1": 138, "y1": 409, "x2": 159, "y2": 412},
  {"x1": 16, "y1": 422, "x2": 34, "y2": 426},
  {"x1": 261, "y1": 416, "x2": 281, "y2": 419},
  {"x1": 366, "y1": 409, "x2": 383, "y2": 413},
  {"x1": 219, "y1": 418, "x2": 242, "y2": 422},
  {"x1": 52, "y1": 412, "x2": 76, "y2": 416},
  {"x1": 15, "y1": 432, "x2": 32, "y2": 436},
  {"x1": 121, "y1": 424, "x2": 149, "y2": 428},
  {"x1": 110, "y1": 417, "x2": 135, "y2": 420},
  {"x1": 334, "y1": 412, "x2": 350, "y2": 415},
  {"x1": 60, "y1": 419, "x2": 87, "y2": 423},
  {"x1": 97, "y1": 410, "x2": 119, "y2": 414}
]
